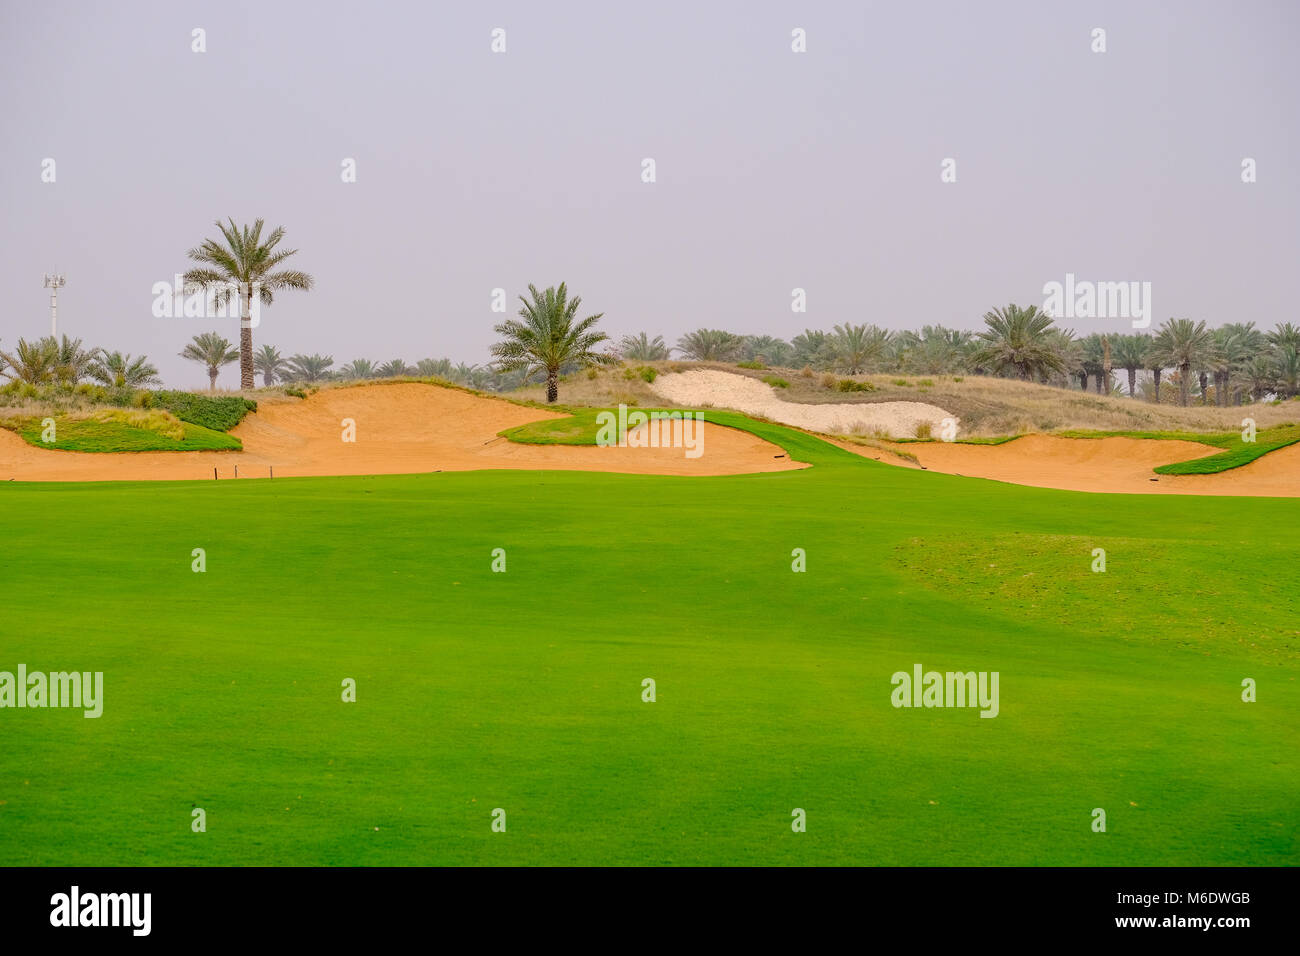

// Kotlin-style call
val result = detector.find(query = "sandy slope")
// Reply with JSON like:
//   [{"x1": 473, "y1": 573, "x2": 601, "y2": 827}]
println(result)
[
  {"x1": 0, "y1": 384, "x2": 802, "y2": 482},
  {"x1": 649, "y1": 369, "x2": 951, "y2": 438},
  {"x1": 834, "y1": 434, "x2": 1300, "y2": 496}
]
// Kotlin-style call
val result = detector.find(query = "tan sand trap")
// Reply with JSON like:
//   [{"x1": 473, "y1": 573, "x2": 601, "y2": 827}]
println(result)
[
  {"x1": 650, "y1": 368, "x2": 952, "y2": 438},
  {"x1": 0, "y1": 383, "x2": 803, "y2": 482},
  {"x1": 837, "y1": 434, "x2": 1300, "y2": 497}
]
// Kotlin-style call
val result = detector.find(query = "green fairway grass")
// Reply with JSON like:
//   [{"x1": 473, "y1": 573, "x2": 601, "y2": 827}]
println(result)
[{"x1": 0, "y1": 412, "x2": 1296, "y2": 866}]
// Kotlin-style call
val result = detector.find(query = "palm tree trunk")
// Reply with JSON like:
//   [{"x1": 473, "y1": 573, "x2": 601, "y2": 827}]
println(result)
[
  {"x1": 1151, "y1": 368, "x2": 1161, "y2": 402},
  {"x1": 1179, "y1": 364, "x2": 1191, "y2": 406},
  {"x1": 208, "y1": 367, "x2": 218, "y2": 390},
  {"x1": 1127, "y1": 368, "x2": 1137, "y2": 398},
  {"x1": 240, "y1": 312, "x2": 254, "y2": 390},
  {"x1": 1078, "y1": 371, "x2": 1088, "y2": 391},
  {"x1": 1198, "y1": 371, "x2": 1209, "y2": 405},
  {"x1": 546, "y1": 370, "x2": 559, "y2": 403}
]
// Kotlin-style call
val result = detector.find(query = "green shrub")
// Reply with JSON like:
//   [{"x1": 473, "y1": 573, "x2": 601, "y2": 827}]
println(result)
[
  {"x1": 914, "y1": 422, "x2": 933, "y2": 440},
  {"x1": 835, "y1": 378, "x2": 875, "y2": 392},
  {"x1": 284, "y1": 387, "x2": 307, "y2": 399},
  {"x1": 762, "y1": 375, "x2": 790, "y2": 388},
  {"x1": 737, "y1": 360, "x2": 766, "y2": 370},
  {"x1": 151, "y1": 391, "x2": 257, "y2": 431},
  {"x1": 893, "y1": 379, "x2": 911, "y2": 387},
  {"x1": 638, "y1": 366, "x2": 657, "y2": 383}
]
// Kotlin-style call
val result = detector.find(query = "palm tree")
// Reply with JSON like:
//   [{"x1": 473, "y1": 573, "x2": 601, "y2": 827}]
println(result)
[
  {"x1": 1142, "y1": 338, "x2": 1166, "y2": 403},
  {"x1": 1081, "y1": 334, "x2": 1107, "y2": 394},
  {"x1": 377, "y1": 359, "x2": 412, "y2": 378},
  {"x1": 790, "y1": 329, "x2": 832, "y2": 369},
  {"x1": 1151, "y1": 318, "x2": 1215, "y2": 407},
  {"x1": 674, "y1": 328, "x2": 745, "y2": 362},
  {"x1": 415, "y1": 358, "x2": 454, "y2": 378},
  {"x1": 339, "y1": 358, "x2": 378, "y2": 380},
  {"x1": 285, "y1": 353, "x2": 335, "y2": 383},
  {"x1": 1044, "y1": 327, "x2": 1084, "y2": 389},
  {"x1": 49, "y1": 335, "x2": 100, "y2": 384},
  {"x1": 450, "y1": 362, "x2": 480, "y2": 384},
  {"x1": 181, "y1": 332, "x2": 240, "y2": 390},
  {"x1": 491, "y1": 283, "x2": 615, "y2": 403},
  {"x1": 830, "y1": 324, "x2": 893, "y2": 375},
  {"x1": 0, "y1": 336, "x2": 59, "y2": 384},
  {"x1": 183, "y1": 218, "x2": 314, "y2": 389},
  {"x1": 1266, "y1": 322, "x2": 1300, "y2": 353},
  {"x1": 741, "y1": 335, "x2": 792, "y2": 366},
  {"x1": 253, "y1": 344, "x2": 290, "y2": 386},
  {"x1": 972, "y1": 305, "x2": 1066, "y2": 381},
  {"x1": 1275, "y1": 346, "x2": 1300, "y2": 399},
  {"x1": 619, "y1": 332, "x2": 670, "y2": 362},
  {"x1": 88, "y1": 351, "x2": 160, "y2": 388},
  {"x1": 1244, "y1": 355, "x2": 1277, "y2": 403},
  {"x1": 1111, "y1": 334, "x2": 1149, "y2": 398},
  {"x1": 896, "y1": 326, "x2": 973, "y2": 375}
]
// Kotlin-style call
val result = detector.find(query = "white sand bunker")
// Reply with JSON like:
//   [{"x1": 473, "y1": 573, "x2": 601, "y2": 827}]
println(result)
[{"x1": 649, "y1": 369, "x2": 952, "y2": 439}]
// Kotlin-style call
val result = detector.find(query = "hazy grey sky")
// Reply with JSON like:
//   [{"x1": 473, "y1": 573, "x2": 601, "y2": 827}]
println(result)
[{"x1": 2, "y1": 0, "x2": 1297, "y2": 388}]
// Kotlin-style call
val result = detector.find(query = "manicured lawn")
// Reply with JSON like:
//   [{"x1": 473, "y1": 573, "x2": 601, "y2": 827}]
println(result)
[{"x1": 0, "y1": 415, "x2": 1296, "y2": 865}]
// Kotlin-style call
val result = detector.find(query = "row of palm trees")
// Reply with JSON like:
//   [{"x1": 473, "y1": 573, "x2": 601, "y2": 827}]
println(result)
[
  {"x1": 0, "y1": 335, "x2": 160, "y2": 388},
  {"x1": 645, "y1": 308, "x2": 1300, "y2": 406},
  {"x1": 176, "y1": 331, "x2": 531, "y2": 392}
]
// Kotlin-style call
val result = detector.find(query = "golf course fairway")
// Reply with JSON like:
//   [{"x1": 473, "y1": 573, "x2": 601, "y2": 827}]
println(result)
[{"x1": 1, "y1": 417, "x2": 1296, "y2": 866}]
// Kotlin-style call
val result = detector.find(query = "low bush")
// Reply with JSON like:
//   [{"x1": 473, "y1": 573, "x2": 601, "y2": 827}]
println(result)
[
  {"x1": 835, "y1": 378, "x2": 875, "y2": 393},
  {"x1": 151, "y1": 391, "x2": 257, "y2": 431}
]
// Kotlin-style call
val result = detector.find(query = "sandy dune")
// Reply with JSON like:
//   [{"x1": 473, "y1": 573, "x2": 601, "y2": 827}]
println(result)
[
  {"x1": 0, "y1": 384, "x2": 803, "y2": 482},
  {"x1": 649, "y1": 368, "x2": 952, "y2": 438},
  {"x1": 836, "y1": 434, "x2": 1300, "y2": 497}
]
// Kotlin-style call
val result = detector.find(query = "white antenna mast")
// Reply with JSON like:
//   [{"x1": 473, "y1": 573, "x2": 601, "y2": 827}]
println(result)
[{"x1": 43, "y1": 272, "x2": 66, "y2": 337}]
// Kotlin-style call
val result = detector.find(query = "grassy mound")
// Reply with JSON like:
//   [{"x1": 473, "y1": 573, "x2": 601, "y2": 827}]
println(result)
[
  {"x1": 4, "y1": 409, "x2": 241, "y2": 452},
  {"x1": 1058, "y1": 424, "x2": 1300, "y2": 474}
]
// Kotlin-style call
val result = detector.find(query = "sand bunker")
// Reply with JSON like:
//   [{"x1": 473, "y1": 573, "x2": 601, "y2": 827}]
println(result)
[
  {"x1": 649, "y1": 369, "x2": 951, "y2": 438},
  {"x1": 838, "y1": 434, "x2": 1300, "y2": 497},
  {"x1": 0, "y1": 383, "x2": 803, "y2": 482}
]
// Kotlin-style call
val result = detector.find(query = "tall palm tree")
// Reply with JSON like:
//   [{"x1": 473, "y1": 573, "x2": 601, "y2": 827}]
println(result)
[
  {"x1": 1151, "y1": 318, "x2": 1215, "y2": 407},
  {"x1": 89, "y1": 351, "x2": 160, "y2": 388},
  {"x1": 972, "y1": 304, "x2": 1065, "y2": 381},
  {"x1": 1111, "y1": 334, "x2": 1149, "y2": 398},
  {"x1": 180, "y1": 332, "x2": 239, "y2": 390},
  {"x1": 285, "y1": 353, "x2": 335, "y2": 383},
  {"x1": 619, "y1": 332, "x2": 671, "y2": 362},
  {"x1": 253, "y1": 344, "x2": 290, "y2": 386},
  {"x1": 491, "y1": 283, "x2": 615, "y2": 403},
  {"x1": 183, "y1": 218, "x2": 314, "y2": 389},
  {"x1": 1142, "y1": 338, "x2": 1166, "y2": 403},
  {"x1": 0, "y1": 337, "x2": 59, "y2": 384},
  {"x1": 376, "y1": 359, "x2": 413, "y2": 378},
  {"x1": 830, "y1": 323, "x2": 893, "y2": 375},
  {"x1": 674, "y1": 328, "x2": 745, "y2": 362}
]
